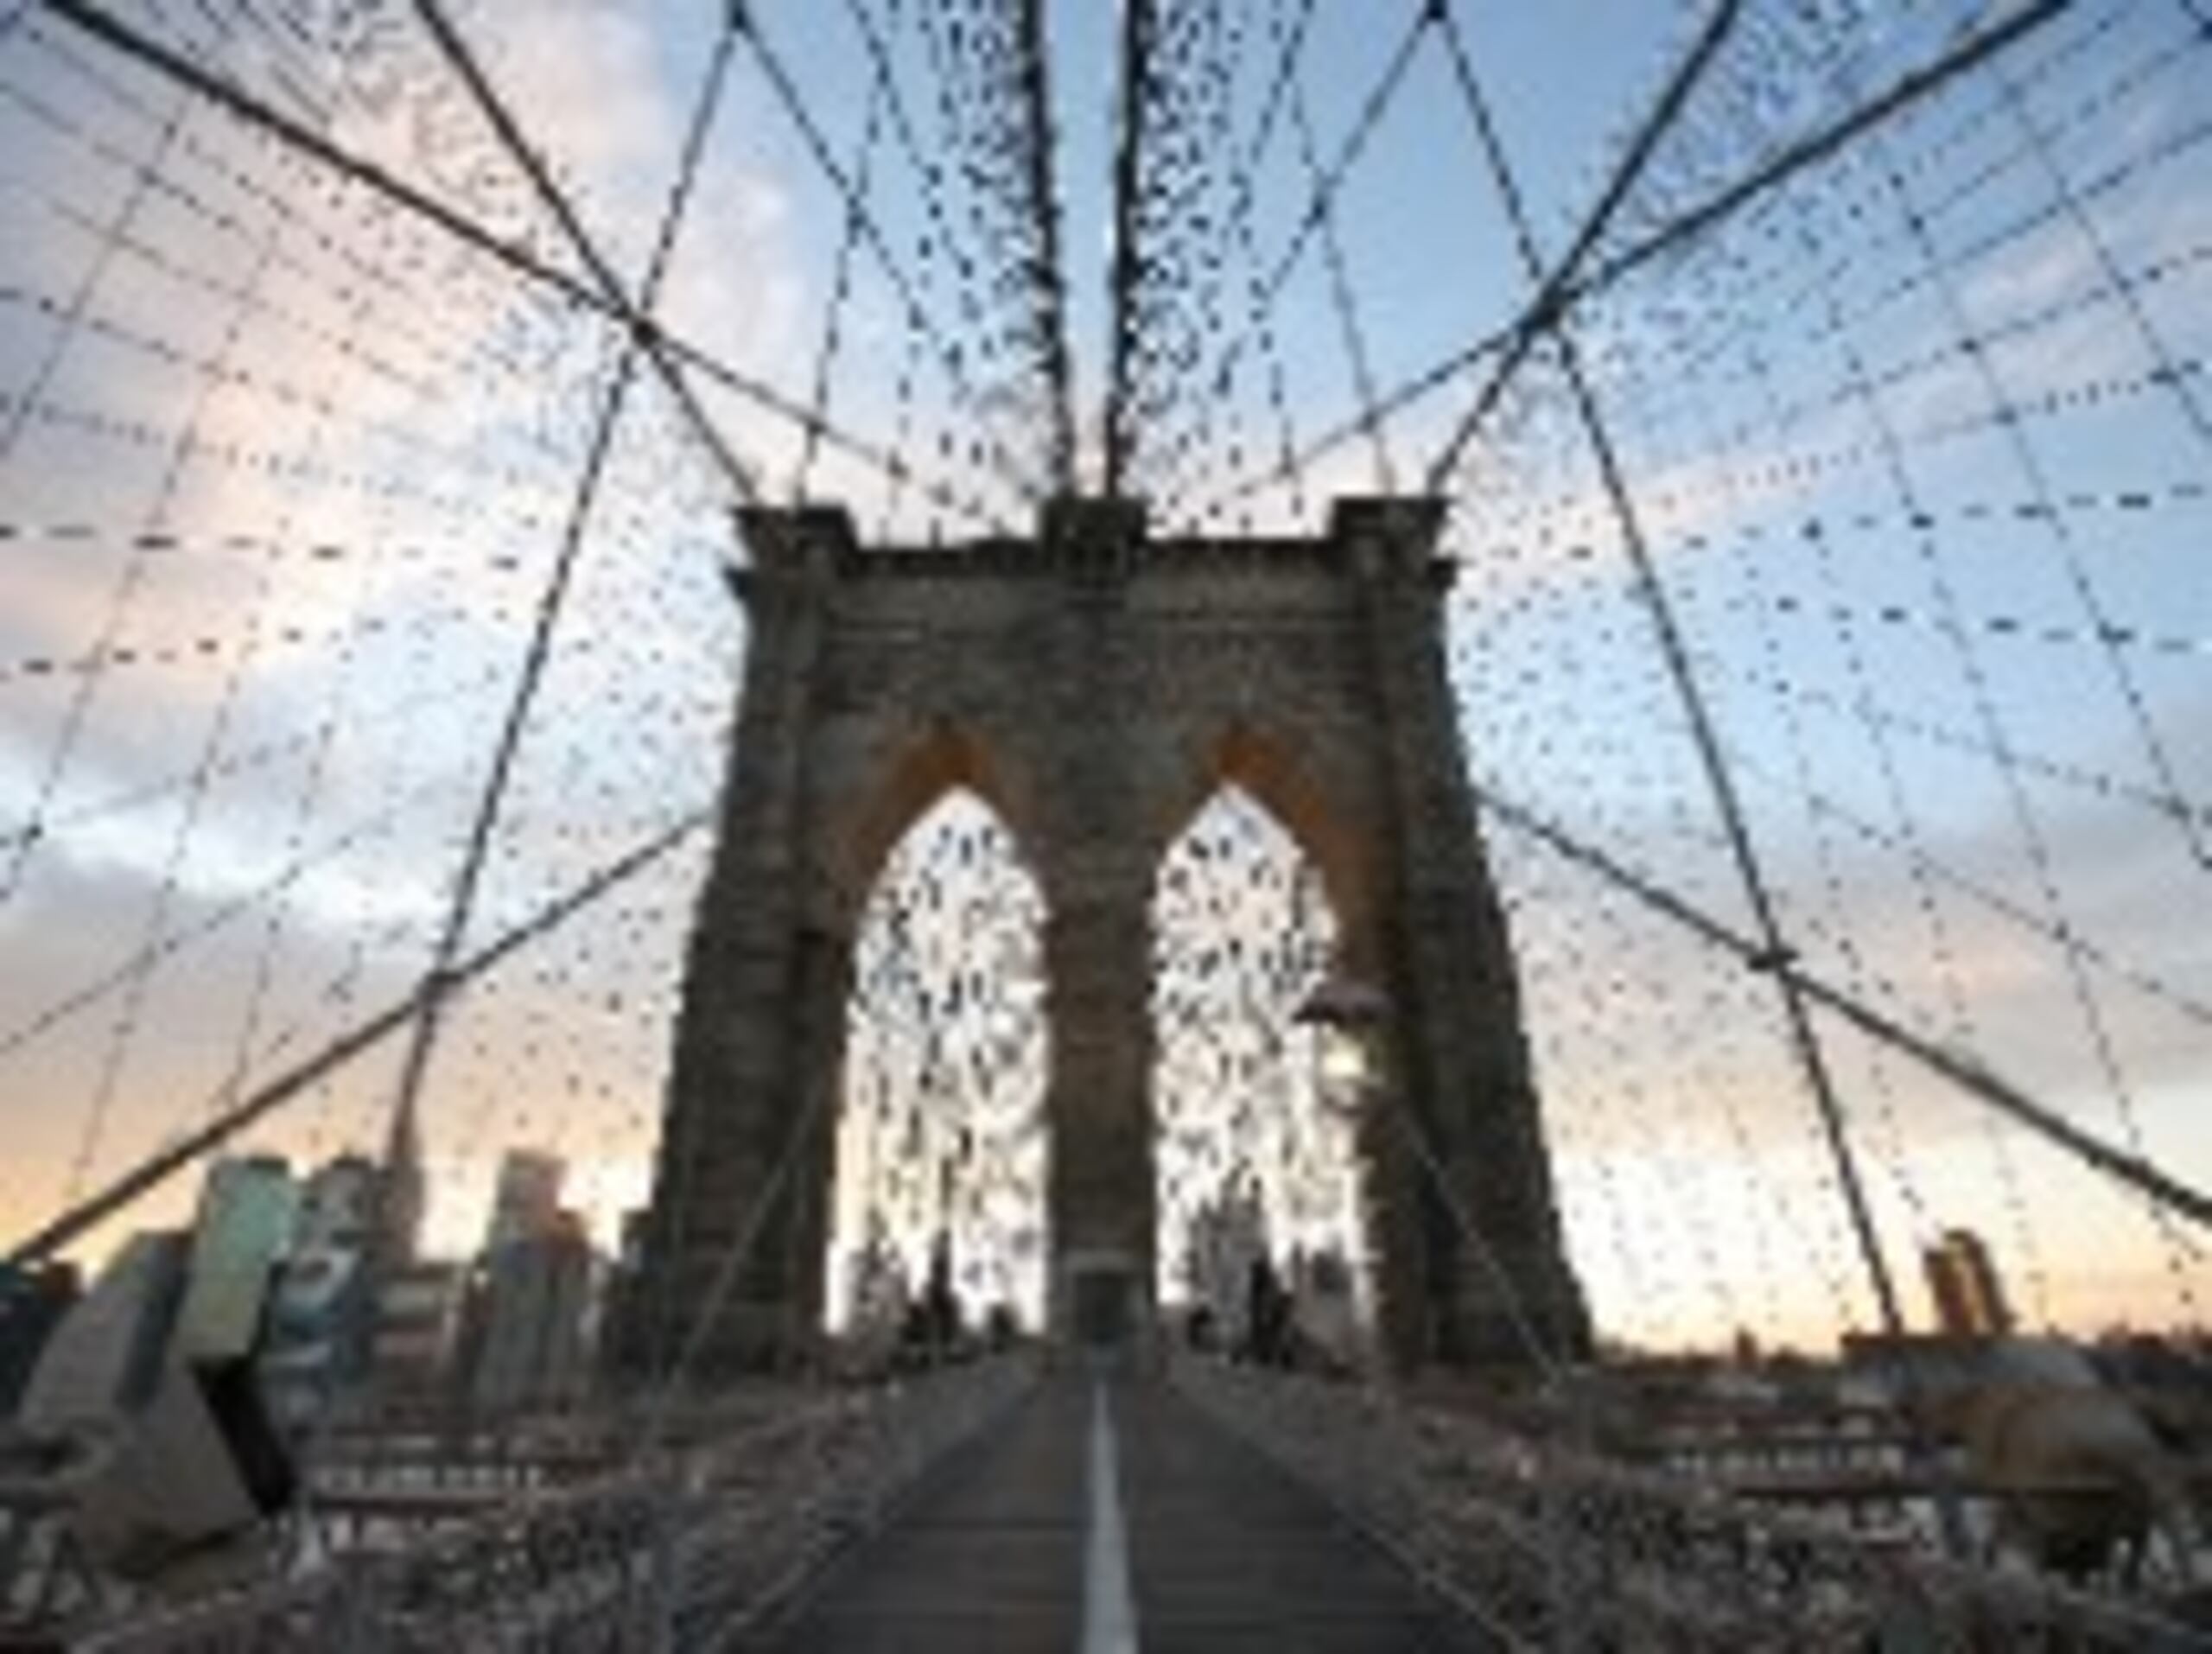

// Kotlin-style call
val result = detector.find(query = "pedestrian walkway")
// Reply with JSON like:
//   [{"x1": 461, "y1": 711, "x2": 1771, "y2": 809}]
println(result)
[{"x1": 749, "y1": 1368, "x2": 1485, "y2": 1653}]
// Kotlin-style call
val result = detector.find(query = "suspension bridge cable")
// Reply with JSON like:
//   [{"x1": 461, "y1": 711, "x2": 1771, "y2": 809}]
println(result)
[
  {"x1": 1474, "y1": 783, "x2": 2212, "y2": 1238},
  {"x1": 1285, "y1": 78, "x2": 1394, "y2": 493},
  {"x1": 1663, "y1": 285, "x2": 2065, "y2": 1319},
  {"x1": 403, "y1": 0, "x2": 759, "y2": 506},
  {"x1": 1193, "y1": 0, "x2": 2066, "y2": 519},
  {"x1": 1423, "y1": 0, "x2": 1744, "y2": 493},
  {"x1": 1103, "y1": 0, "x2": 1155, "y2": 499},
  {"x1": 791, "y1": 0, "x2": 900, "y2": 504},
  {"x1": 2, "y1": 807, "x2": 711, "y2": 1271},
  {"x1": 369, "y1": 0, "x2": 752, "y2": 1241},
  {"x1": 1141, "y1": 0, "x2": 1423, "y2": 509},
  {"x1": 1011, "y1": 0, "x2": 1078, "y2": 494},
  {"x1": 1567, "y1": 0, "x2": 2072, "y2": 316},
  {"x1": 843, "y1": 0, "x2": 1073, "y2": 510},
  {"x1": 1803, "y1": 212, "x2": 2205, "y2": 1307},
  {"x1": 0, "y1": 770, "x2": 456, "y2": 1065},
  {"x1": 26, "y1": 0, "x2": 997, "y2": 527},
  {"x1": 730, "y1": 2, "x2": 1044, "y2": 513},
  {"x1": 1182, "y1": 0, "x2": 2086, "y2": 523},
  {"x1": 32, "y1": 0, "x2": 756, "y2": 501},
  {"x1": 1699, "y1": 731, "x2": 2212, "y2": 1031},
  {"x1": 1446, "y1": 4, "x2": 1977, "y2": 1549},
  {"x1": 1851, "y1": 111, "x2": 2209, "y2": 876}
]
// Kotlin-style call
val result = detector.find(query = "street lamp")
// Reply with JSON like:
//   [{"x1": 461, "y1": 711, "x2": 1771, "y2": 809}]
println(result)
[
  {"x1": 1295, "y1": 967, "x2": 1389, "y2": 1038},
  {"x1": 1299, "y1": 968, "x2": 1576, "y2": 1384},
  {"x1": 1298, "y1": 965, "x2": 1388, "y2": 1104},
  {"x1": 1294, "y1": 969, "x2": 1393, "y2": 1366}
]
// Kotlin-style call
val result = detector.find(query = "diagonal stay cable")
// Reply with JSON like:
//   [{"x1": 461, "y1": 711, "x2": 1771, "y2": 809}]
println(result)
[
  {"x1": 1166, "y1": 0, "x2": 2073, "y2": 529},
  {"x1": 1442, "y1": 0, "x2": 1980, "y2": 1550},
  {"x1": 378, "y1": 2, "x2": 751, "y2": 1166},
  {"x1": 731, "y1": 2, "x2": 1046, "y2": 509},
  {"x1": 1190, "y1": 3, "x2": 2067, "y2": 524},
  {"x1": 404, "y1": 0, "x2": 758, "y2": 504},
  {"x1": 0, "y1": 659, "x2": 510, "y2": 856},
  {"x1": 792, "y1": 0, "x2": 901, "y2": 500},
  {"x1": 1476, "y1": 782, "x2": 2212, "y2": 1238},
  {"x1": 1703, "y1": 722, "x2": 2212, "y2": 1032},
  {"x1": 30, "y1": 0, "x2": 997, "y2": 527},
  {"x1": 1422, "y1": 0, "x2": 2069, "y2": 494},
  {"x1": 0, "y1": 769, "x2": 454, "y2": 1067},
  {"x1": 2, "y1": 808, "x2": 711, "y2": 1271},
  {"x1": 1570, "y1": 0, "x2": 2071, "y2": 314},
  {"x1": 1422, "y1": 0, "x2": 1743, "y2": 493}
]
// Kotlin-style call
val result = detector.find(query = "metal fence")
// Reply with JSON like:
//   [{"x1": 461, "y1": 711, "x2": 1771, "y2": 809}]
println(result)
[
  {"x1": 3, "y1": 1352, "x2": 1036, "y2": 1651},
  {"x1": 1174, "y1": 1358, "x2": 2210, "y2": 1653}
]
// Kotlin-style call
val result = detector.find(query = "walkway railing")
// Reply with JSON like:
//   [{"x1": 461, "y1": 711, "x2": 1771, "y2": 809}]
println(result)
[
  {"x1": 22, "y1": 1353, "x2": 1037, "y2": 1652},
  {"x1": 1174, "y1": 1358, "x2": 2209, "y2": 1652}
]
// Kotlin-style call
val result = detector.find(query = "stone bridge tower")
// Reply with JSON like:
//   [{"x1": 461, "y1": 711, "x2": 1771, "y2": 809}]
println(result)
[{"x1": 624, "y1": 497, "x2": 1589, "y2": 1378}]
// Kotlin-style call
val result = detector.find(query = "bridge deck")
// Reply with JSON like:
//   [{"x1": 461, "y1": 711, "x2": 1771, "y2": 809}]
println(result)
[{"x1": 749, "y1": 1370, "x2": 1486, "y2": 1653}]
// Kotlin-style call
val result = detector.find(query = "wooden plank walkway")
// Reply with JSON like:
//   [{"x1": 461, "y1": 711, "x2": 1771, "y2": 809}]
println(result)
[{"x1": 748, "y1": 1369, "x2": 1486, "y2": 1654}]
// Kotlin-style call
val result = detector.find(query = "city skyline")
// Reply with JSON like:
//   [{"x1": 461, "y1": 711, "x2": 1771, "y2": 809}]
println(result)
[{"x1": 0, "y1": 0, "x2": 2205, "y2": 1359}]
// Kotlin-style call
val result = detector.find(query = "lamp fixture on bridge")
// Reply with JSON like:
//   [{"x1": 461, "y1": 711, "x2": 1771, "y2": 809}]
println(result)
[
  {"x1": 1295, "y1": 969, "x2": 1389, "y2": 1107},
  {"x1": 1293, "y1": 968, "x2": 1387, "y2": 1033}
]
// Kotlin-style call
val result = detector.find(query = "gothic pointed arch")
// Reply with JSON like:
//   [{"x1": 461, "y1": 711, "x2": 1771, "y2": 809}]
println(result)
[
  {"x1": 1149, "y1": 718, "x2": 1383, "y2": 978},
  {"x1": 828, "y1": 787, "x2": 1051, "y2": 1343},
  {"x1": 822, "y1": 717, "x2": 1046, "y2": 937},
  {"x1": 1150, "y1": 782, "x2": 1374, "y2": 1358},
  {"x1": 631, "y1": 499, "x2": 1589, "y2": 1377}
]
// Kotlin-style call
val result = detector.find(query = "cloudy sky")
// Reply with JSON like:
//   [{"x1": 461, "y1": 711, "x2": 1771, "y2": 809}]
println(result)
[{"x1": 1, "y1": 0, "x2": 2207, "y2": 1354}]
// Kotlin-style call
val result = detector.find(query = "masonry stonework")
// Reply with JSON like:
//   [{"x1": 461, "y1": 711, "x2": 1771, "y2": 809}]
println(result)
[{"x1": 626, "y1": 497, "x2": 1590, "y2": 1377}]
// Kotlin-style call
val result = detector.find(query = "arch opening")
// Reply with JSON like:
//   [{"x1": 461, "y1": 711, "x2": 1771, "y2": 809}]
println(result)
[
  {"x1": 824, "y1": 790, "x2": 1049, "y2": 1352},
  {"x1": 834, "y1": 722, "x2": 1035, "y2": 933},
  {"x1": 1150, "y1": 784, "x2": 1374, "y2": 1366}
]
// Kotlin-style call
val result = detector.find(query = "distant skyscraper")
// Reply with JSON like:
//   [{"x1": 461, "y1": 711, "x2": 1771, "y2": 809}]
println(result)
[
  {"x1": 296, "y1": 1154, "x2": 380, "y2": 1252},
  {"x1": 485, "y1": 1150, "x2": 567, "y2": 1252},
  {"x1": 471, "y1": 1211, "x2": 594, "y2": 1411},
  {"x1": 1923, "y1": 1227, "x2": 2013, "y2": 1339},
  {"x1": 377, "y1": 1093, "x2": 426, "y2": 1267},
  {"x1": 257, "y1": 1155, "x2": 383, "y2": 1423},
  {"x1": 0, "y1": 1263, "x2": 80, "y2": 1418},
  {"x1": 372, "y1": 1261, "x2": 470, "y2": 1401},
  {"x1": 17, "y1": 1232, "x2": 188, "y2": 1435},
  {"x1": 258, "y1": 1246, "x2": 375, "y2": 1424},
  {"x1": 174, "y1": 1156, "x2": 296, "y2": 1361}
]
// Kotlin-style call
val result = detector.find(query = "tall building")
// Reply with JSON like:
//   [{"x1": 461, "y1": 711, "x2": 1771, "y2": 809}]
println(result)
[
  {"x1": 258, "y1": 1246, "x2": 375, "y2": 1425},
  {"x1": 16, "y1": 1231, "x2": 189, "y2": 1436},
  {"x1": 377, "y1": 1093, "x2": 426, "y2": 1268},
  {"x1": 485, "y1": 1149, "x2": 566, "y2": 1252},
  {"x1": 471, "y1": 1211, "x2": 594, "y2": 1412},
  {"x1": 372, "y1": 1261, "x2": 470, "y2": 1402},
  {"x1": 0, "y1": 1263, "x2": 80, "y2": 1418},
  {"x1": 257, "y1": 1155, "x2": 382, "y2": 1423},
  {"x1": 173, "y1": 1155, "x2": 296, "y2": 1361},
  {"x1": 1923, "y1": 1227, "x2": 2013, "y2": 1339},
  {"x1": 296, "y1": 1154, "x2": 381, "y2": 1251}
]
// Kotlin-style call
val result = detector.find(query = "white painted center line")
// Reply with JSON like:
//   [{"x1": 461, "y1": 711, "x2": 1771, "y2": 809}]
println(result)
[{"x1": 1080, "y1": 1374, "x2": 1141, "y2": 1654}]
